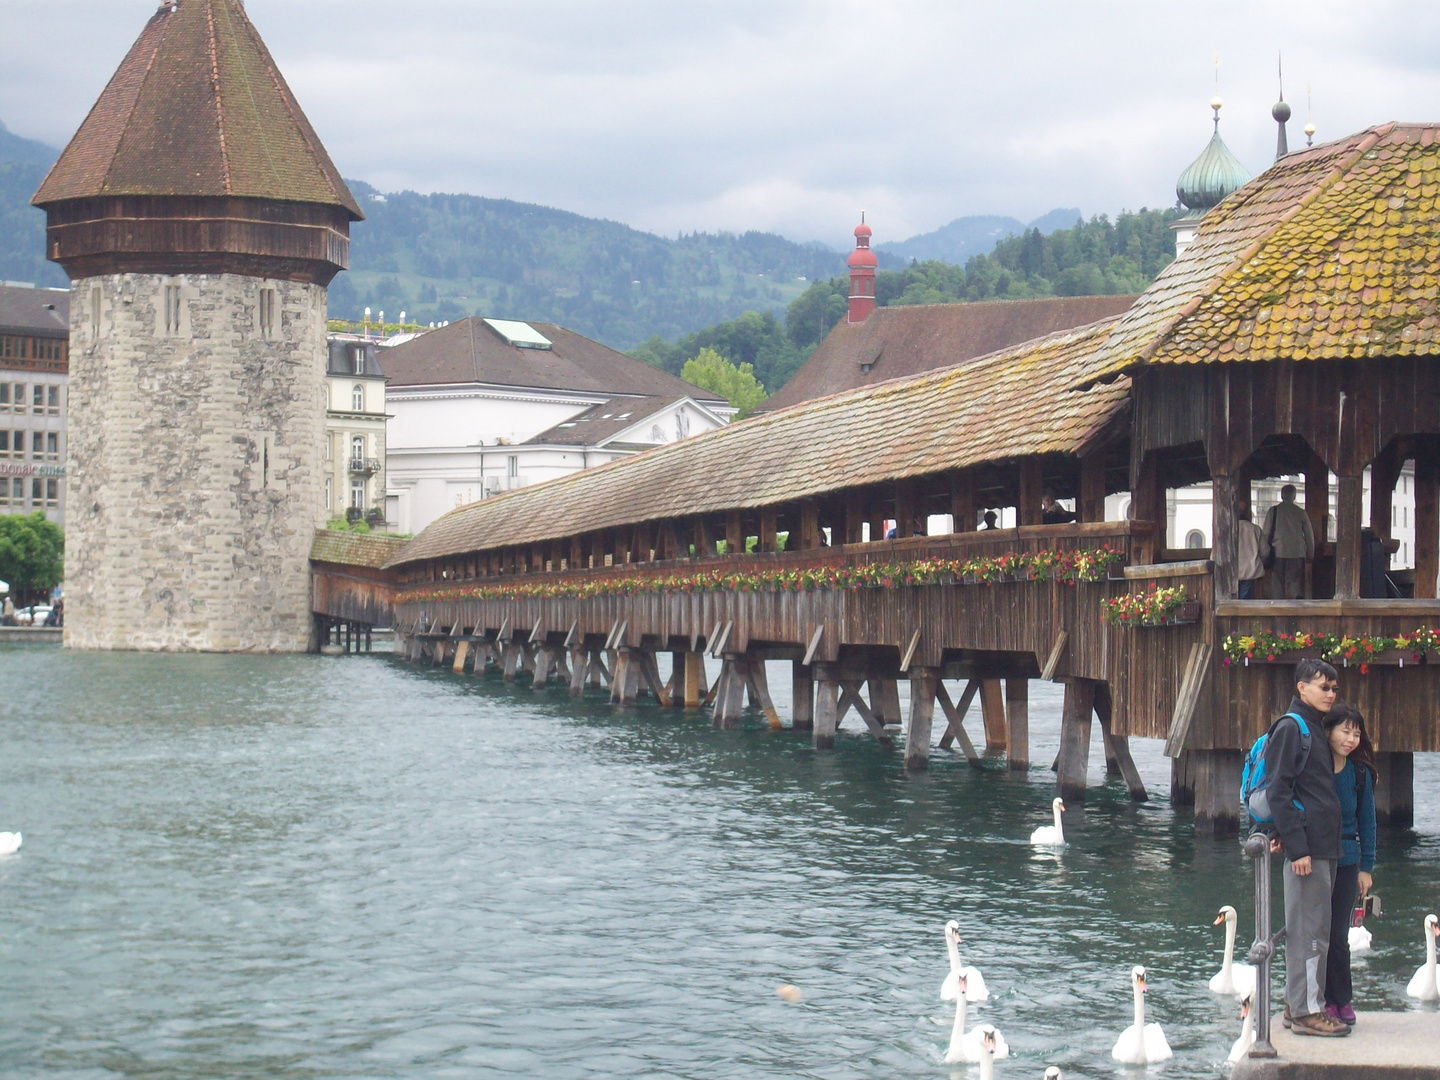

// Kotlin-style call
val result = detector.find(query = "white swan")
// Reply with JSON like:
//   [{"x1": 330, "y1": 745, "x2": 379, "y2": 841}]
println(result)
[
  {"x1": 1407, "y1": 913, "x2": 1440, "y2": 1000},
  {"x1": 1030, "y1": 797, "x2": 1066, "y2": 846},
  {"x1": 940, "y1": 920, "x2": 989, "y2": 1002},
  {"x1": 1111, "y1": 965, "x2": 1172, "y2": 1064},
  {"x1": 1209, "y1": 906, "x2": 1257, "y2": 997},
  {"x1": 943, "y1": 973, "x2": 1009, "y2": 1063},
  {"x1": 1226, "y1": 994, "x2": 1256, "y2": 1064},
  {"x1": 972, "y1": 1026, "x2": 999, "y2": 1080},
  {"x1": 0, "y1": 832, "x2": 20, "y2": 856},
  {"x1": 1044, "y1": 1070, "x2": 1063, "y2": 1080}
]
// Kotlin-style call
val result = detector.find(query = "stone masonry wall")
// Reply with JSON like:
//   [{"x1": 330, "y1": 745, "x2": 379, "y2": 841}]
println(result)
[{"x1": 65, "y1": 273, "x2": 327, "y2": 651}]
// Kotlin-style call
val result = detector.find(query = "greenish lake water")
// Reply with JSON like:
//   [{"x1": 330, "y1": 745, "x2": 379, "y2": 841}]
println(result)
[{"x1": 0, "y1": 644, "x2": 1436, "y2": 1078}]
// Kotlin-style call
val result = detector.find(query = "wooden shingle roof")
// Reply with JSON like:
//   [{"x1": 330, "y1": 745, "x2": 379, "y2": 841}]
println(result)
[
  {"x1": 1088, "y1": 122, "x2": 1440, "y2": 378},
  {"x1": 33, "y1": 0, "x2": 361, "y2": 217},
  {"x1": 391, "y1": 316, "x2": 1128, "y2": 566}
]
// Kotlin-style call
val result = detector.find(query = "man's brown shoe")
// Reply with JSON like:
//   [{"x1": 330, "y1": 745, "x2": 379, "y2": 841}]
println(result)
[
  {"x1": 1291, "y1": 1011, "x2": 1351, "y2": 1037},
  {"x1": 1283, "y1": 1006, "x2": 1293, "y2": 1029}
]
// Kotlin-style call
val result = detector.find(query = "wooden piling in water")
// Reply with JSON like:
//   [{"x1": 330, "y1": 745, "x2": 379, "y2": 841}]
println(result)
[
  {"x1": 905, "y1": 670, "x2": 937, "y2": 772},
  {"x1": 1056, "y1": 678, "x2": 1095, "y2": 802},
  {"x1": 979, "y1": 679, "x2": 1007, "y2": 751},
  {"x1": 791, "y1": 661, "x2": 814, "y2": 732},
  {"x1": 1004, "y1": 678, "x2": 1029, "y2": 772}
]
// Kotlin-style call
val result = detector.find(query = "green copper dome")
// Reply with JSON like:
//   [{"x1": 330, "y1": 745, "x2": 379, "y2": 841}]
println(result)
[{"x1": 1176, "y1": 117, "x2": 1251, "y2": 217}]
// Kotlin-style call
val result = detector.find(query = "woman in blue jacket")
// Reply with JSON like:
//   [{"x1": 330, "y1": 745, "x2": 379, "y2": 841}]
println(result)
[{"x1": 1323, "y1": 703, "x2": 1378, "y2": 1027}]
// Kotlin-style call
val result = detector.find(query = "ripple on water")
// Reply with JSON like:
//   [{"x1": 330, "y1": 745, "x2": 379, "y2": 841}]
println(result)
[{"x1": 0, "y1": 645, "x2": 1437, "y2": 1079}]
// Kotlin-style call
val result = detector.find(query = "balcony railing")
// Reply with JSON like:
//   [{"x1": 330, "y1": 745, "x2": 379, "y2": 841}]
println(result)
[{"x1": 349, "y1": 457, "x2": 382, "y2": 475}]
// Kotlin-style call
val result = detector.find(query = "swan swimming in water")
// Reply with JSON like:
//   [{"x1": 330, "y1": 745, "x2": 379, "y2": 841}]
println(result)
[
  {"x1": 0, "y1": 832, "x2": 20, "y2": 856},
  {"x1": 1407, "y1": 913, "x2": 1440, "y2": 1000},
  {"x1": 1044, "y1": 1069, "x2": 1063, "y2": 1080},
  {"x1": 1029, "y1": 797, "x2": 1066, "y2": 847},
  {"x1": 940, "y1": 920, "x2": 989, "y2": 1002},
  {"x1": 943, "y1": 973, "x2": 1009, "y2": 1063},
  {"x1": 1111, "y1": 965, "x2": 1172, "y2": 1064},
  {"x1": 1209, "y1": 905, "x2": 1257, "y2": 997},
  {"x1": 970, "y1": 1026, "x2": 999, "y2": 1080},
  {"x1": 1227, "y1": 994, "x2": 1256, "y2": 1064}
]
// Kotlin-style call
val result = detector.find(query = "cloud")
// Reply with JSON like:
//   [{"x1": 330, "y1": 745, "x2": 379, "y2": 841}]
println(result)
[{"x1": 3, "y1": 0, "x2": 1438, "y2": 248}]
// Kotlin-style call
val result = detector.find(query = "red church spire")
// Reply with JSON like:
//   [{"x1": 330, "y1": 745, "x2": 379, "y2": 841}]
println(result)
[{"x1": 847, "y1": 212, "x2": 877, "y2": 322}]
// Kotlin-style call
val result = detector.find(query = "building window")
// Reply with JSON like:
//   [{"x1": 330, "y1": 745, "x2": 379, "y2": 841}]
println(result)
[
  {"x1": 30, "y1": 478, "x2": 41, "y2": 507},
  {"x1": 351, "y1": 435, "x2": 365, "y2": 466},
  {"x1": 46, "y1": 386, "x2": 59, "y2": 415},
  {"x1": 10, "y1": 477, "x2": 21, "y2": 506},
  {"x1": 32, "y1": 385, "x2": 43, "y2": 414},
  {"x1": 31, "y1": 432, "x2": 43, "y2": 459},
  {"x1": 351, "y1": 479, "x2": 366, "y2": 509},
  {"x1": 258, "y1": 288, "x2": 277, "y2": 339},
  {"x1": 43, "y1": 478, "x2": 57, "y2": 509},
  {"x1": 164, "y1": 285, "x2": 182, "y2": 335},
  {"x1": 352, "y1": 346, "x2": 366, "y2": 375},
  {"x1": 0, "y1": 383, "x2": 8, "y2": 410},
  {"x1": 352, "y1": 384, "x2": 364, "y2": 412},
  {"x1": 0, "y1": 431, "x2": 8, "y2": 459},
  {"x1": 0, "y1": 477, "x2": 7, "y2": 507},
  {"x1": 325, "y1": 477, "x2": 332, "y2": 511},
  {"x1": 45, "y1": 432, "x2": 58, "y2": 461},
  {"x1": 508, "y1": 455, "x2": 518, "y2": 479},
  {"x1": 1186, "y1": 529, "x2": 1206, "y2": 548},
  {"x1": 325, "y1": 433, "x2": 332, "y2": 460}
]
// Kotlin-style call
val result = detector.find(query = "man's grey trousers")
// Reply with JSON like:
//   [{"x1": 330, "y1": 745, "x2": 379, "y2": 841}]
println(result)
[{"x1": 1283, "y1": 857, "x2": 1337, "y2": 1016}]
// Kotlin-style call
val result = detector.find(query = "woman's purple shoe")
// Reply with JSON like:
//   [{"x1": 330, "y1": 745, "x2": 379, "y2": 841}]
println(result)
[{"x1": 1325, "y1": 1003, "x2": 1357, "y2": 1026}]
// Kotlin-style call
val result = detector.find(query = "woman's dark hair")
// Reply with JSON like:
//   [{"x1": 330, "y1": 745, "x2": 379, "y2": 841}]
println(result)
[
  {"x1": 1295, "y1": 657, "x2": 1339, "y2": 684},
  {"x1": 1325, "y1": 703, "x2": 1379, "y2": 785}
]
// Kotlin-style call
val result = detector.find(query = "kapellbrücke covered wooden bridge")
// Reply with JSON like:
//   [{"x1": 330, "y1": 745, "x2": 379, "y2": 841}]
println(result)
[{"x1": 315, "y1": 123, "x2": 1440, "y2": 831}]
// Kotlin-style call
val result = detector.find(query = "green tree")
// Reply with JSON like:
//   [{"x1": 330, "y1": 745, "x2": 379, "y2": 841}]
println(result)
[
  {"x1": 681, "y1": 347, "x2": 768, "y2": 417},
  {"x1": 0, "y1": 513, "x2": 63, "y2": 598}
]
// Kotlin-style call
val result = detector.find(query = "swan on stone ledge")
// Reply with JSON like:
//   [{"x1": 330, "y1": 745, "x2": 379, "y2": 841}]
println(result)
[
  {"x1": 1407, "y1": 913, "x2": 1439, "y2": 1000},
  {"x1": 1209, "y1": 905, "x2": 1257, "y2": 997},
  {"x1": 0, "y1": 832, "x2": 20, "y2": 856},
  {"x1": 1029, "y1": 797, "x2": 1066, "y2": 847},
  {"x1": 1226, "y1": 993, "x2": 1256, "y2": 1064},
  {"x1": 1348, "y1": 906, "x2": 1373, "y2": 954},
  {"x1": 940, "y1": 919, "x2": 989, "y2": 1002},
  {"x1": 943, "y1": 973, "x2": 1009, "y2": 1063},
  {"x1": 1111, "y1": 965, "x2": 1172, "y2": 1064}
]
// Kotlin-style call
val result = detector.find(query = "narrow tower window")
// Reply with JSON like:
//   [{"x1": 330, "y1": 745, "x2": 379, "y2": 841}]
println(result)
[
  {"x1": 91, "y1": 287, "x2": 102, "y2": 341},
  {"x1": 352, "y1": 384, "x2": 364, "y2": 412},
  {"x1": 164, "y1": 285, "x2": 183, "y2": 335},
  {"x1": 258, "y1": 288, "x2": 277, "y2": 339}
]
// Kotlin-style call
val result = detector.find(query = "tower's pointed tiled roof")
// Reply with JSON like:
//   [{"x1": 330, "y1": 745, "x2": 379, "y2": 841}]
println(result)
[{"x1": 33, "y1": 0, "x2": 361, "y2": 218}]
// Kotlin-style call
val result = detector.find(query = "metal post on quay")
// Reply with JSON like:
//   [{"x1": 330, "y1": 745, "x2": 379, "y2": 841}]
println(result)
[{"x1": 1243, "y1": 831, "x2": 1284, "y2": 1059}]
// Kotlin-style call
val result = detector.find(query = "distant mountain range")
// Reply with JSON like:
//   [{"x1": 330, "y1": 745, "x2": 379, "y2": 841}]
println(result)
[
  {"x1": 875, "y1": 208, "x2": 1081, "y2": 267},
  {"x1": 0, "y1": 120, "x2": 1088, "y2": 350}
]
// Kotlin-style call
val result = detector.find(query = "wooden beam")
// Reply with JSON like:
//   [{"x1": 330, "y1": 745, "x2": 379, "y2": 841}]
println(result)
[
  {"x1": 451, "y1": 639, "x2": 470, "y2": 674},
  {"x1": 840, "y1": 681, "x2": 894, "y2": 748},
  {"x1": 802, "y1": 624, "x2": 826, "y2": 667},
  {"x1": 1056, "y1": 678, "x2": 1096, "y2": 803},
  {"x1": 693, "y1": 514, "x2": 715, "y2": 557},
  {"x1": 1417, "y1": 447, "x2": 1438, "y2": 598},
  {"x1": 1079, "y1": 451, "x2": 1106, "y2": 523},
  {"x1": 1005, "y1": 678, "x2": 1029, "y2": 772},
  {"x1": 979, "y1": 679, "x2": 1007, "y2": 750},
  {"x1": 683, "y1": 651, "x2": 706, "y2": 708},
  {"x1": 895, "y1": 478, "x2": 918, "y2": 537},
  {"x1": 1018, "y1": 458, "x2": 1044, "y2": 527},
  {"x1": 1164, "y1": 642, "x2": 1213, "y2": 758},
  {"x1": 743, "y1": 655, "x2": 781, "y2": 729},
  {"x1": 713, "y1": 655, "x2": 746, "y2": 728},
  {"x1": 792, "y1": 661, "x2": 814, "y2": 732},
  {"x1": 759, "y1": 507, "x2": 778, "y2": 552},
  {"x1": 637, "y1": 649, "x2": 670, "y2": 706},
  {"x1": 905, "y1": 671, "x2": 937, "y2": 772},
  {"x1": 937, "y1": 679, "x2": 980, "y2": 761},
  {"x1": 950, "y1": 470, "x2": 977, "y2": 532},
  {"x1": 899, "y1": 628, "x2": 921, "y2": 672},
  {"x1": 1334, "y1": 472, "x2": 1363, "y2": 599},
  {"x1": 531, "y1": 646, "x2": 554, "y2": 689},
  {"x1": 1040, "y1": 630, "x2": 1069, "y2": 682},
  {"x1": 724, "y1": 511, "x2": 743, "y2": 555},
  {"x1": 868, "y1": 678, "x2": 903, "y2": 726},
  {"x1": 798, "y1": 499, "x2": 821, "y2": 550},
  {"x1": 1304, "y1": 456, "x2": 1329, "y2": 556},
  {"x1": 843, "y1": 490, "x2": 865, "y2": 544},
  {"x1": 813, "y1": 670, "x2": 840, "y2": 749},
  {"x1": 569, "y1": 647, "x2": 587, "y2": 696},
  {"x1": 1095, "y1": 682, "x2": 1146, "y2": 801}
]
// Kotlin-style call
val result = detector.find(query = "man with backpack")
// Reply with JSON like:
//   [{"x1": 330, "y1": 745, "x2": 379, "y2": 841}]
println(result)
[{"x1": 1261, "y1": 658, "x2": 1347, "y2": 1037}]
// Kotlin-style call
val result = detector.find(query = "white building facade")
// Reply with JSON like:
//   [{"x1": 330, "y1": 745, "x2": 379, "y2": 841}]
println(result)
[
  {"x1": 0, "y1": 284, "x2": 69, "y2": 527},
  {"x1": 324, "y1": 334, "x2": 389, "y2": 527},
  {"x1": 382, "y1": 317, "x2": 732, "y2": 535}
]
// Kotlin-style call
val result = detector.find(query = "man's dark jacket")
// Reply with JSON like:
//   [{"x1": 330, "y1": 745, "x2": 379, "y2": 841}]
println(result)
[{"x1": 1263, "y1": 697, "x2": 1342, "y2": 861}]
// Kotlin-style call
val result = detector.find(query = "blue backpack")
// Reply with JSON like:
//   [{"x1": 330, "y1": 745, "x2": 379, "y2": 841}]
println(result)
[{"x1": 1240, "y1": 712, "x2": 1312, "y2": 824}]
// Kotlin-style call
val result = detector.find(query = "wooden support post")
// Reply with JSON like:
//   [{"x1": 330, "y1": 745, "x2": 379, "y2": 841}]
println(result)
[
  {"x1": 1079, "y1": 451, "x2": 1106, "y2": 523},
  {"x1": 813, "y1": 667, "x2": 840, "y2": 749},
  {"x1": 1131, "y1": 453, "x2": 1162, "y2": 564},
  {"x1": 1417, "y1": 448, "x2": 1439, "y2": 598},
  {"x1": 791, "y1": 661, "x2": 814, "y2": 731},
  {"x1": 950, "y1": 470, "x2": 977, "y2": 532},
  {"x1": 936, "y1": 679, "x2": 980, "y2": 762},
  {"x1": 743, "y1": 655, "x2": 781, "y2": 729},
  {"x1": 724, "y1": 512, "x2": 743, "y2": 556},
  {"x1": 1094, "y1": 682, "x2": 1146, "y2": 801},
  {"x1": 905, "y1": 670, "x2": 938, "y2": 772},
  {"x1": 1193, "y1": 749, "x2": 1244, "y2": 835},
  {"x1": 552, "y1": 647, "x2": 572, "y2": 682},
  {"x1": 637, "y1": 649, "x2": 669, "y2": 705},
  {"x1": 1370, "y1": 445, "x2": 1400, "y2": 541},
  {"x1": 502, "y1": 642, "x2": 522, "y2": 681},
  {"x1": 868, "y1": 492, "x2": 887, "y2": 544},
  {"x1": 1334, "y1": 472, "x2": 1364, "y2": 600},
  {"x1": 569, "y1": 647, "x2": 587, "y2": 696},
  {"x1": 979, "y1": 679, "x2": 1007, "y2": 751},
  {"x1": 612, "y1": 649, "x2": 642, "y2": 705},
  {"x1": 798, "y1": 500, "x2": 821, "y2": 550},
  {"x1": 665, "y1": 651, "x2": 684, "y2": 707},
  {"x1": 693, "y1": 516, "x2": 715, "y2": 558},
  {"x1": 759, "y1": 508, "x2": 778, "y2": 552},
  {"x1": 1171, "y1": 751, "x2": 1196, "y2": 807},
  {"x1": 608, "y1": 649, "x2": 627, "y2": 703},
  {"x1": 1372, "y1": 751, "x2": 1415, "y2": 826},
  {"x1": 1305, "y1": 456, "x2": 1330, "y2": 552},
  {"x1": 451, "y1": 639, "x2": 470, "y2": 674},
  {"x1": 894, "y1": 479, "x2": 917, "y2": 537},
  {"x1": 1004, "y1": 678, "x2": 1029, "y2": 772},
  {"x1": 713, "y1": 655, "x2": 746, "y2": 729},
  {"x1": 840, "y1": 681, "x2": 894, "y2": 748},
  {"x1": 1018, "y1": 458, "x2": 1045, "y2": 527},
  {"x1": 1056, "y1": 679, "x2": 1095, "y2": 803},
  {"x1": 683, "y1": 651, "x2": 706, "y2": 707},
  {"x1": 531, "y1": 646, "x2": 554, "y2": 689},
  {"x1": 1212, "y1": 472, "x2": 1240, "y2": 600},
  {"x1": 844, "y1": 490, "x2": 865, "y2": 544}
]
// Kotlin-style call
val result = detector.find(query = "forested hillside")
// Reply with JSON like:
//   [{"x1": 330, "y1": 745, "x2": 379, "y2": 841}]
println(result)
[
  {"x1": 635, "y1": 208, "x2": 1177, "y2": 389},
  {"x1": 333, "y1": 181, "x2": 842, "y2": 348},
  {"x1": 0, "y1": 122, "x2": 66, "y2": 288}
]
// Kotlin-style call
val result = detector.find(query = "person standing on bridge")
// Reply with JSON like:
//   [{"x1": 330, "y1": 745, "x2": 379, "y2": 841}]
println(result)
[
  {"x1": 1322, "y1": 703, "x2": 1377, "y2": 1029},
  {"x1": 1265, "y1": 658, "x2": 1347, "y2": 1037},
  {"x1": 1262, "y1": 485, "x2": 1315, "y2": 600}
]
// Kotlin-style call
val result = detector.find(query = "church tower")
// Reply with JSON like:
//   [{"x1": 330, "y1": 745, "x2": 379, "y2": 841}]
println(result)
[
  {"x1": 32, "y1": 0, "x2": 362, "y2": 651},
  {"x1": 847, "y1": 215, "x2": 877, "y2": 322}
]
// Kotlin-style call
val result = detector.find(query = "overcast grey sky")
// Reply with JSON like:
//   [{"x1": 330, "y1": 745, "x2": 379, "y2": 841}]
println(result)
[{"x1": 3, "y1": 1, "x2": 1438, "y2": 247}]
